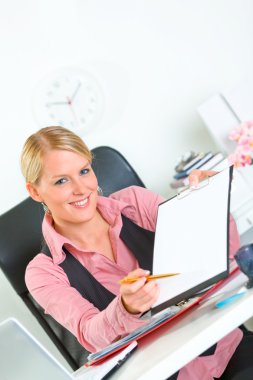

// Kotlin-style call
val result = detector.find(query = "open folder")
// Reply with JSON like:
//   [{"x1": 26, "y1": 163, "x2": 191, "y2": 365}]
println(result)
[{"x1": 86, "y1": 166, "x2": 234, "y2": 366}]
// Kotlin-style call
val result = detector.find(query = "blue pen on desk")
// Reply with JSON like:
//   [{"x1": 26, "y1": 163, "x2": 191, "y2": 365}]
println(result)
[{"x1": 215, "y1": 288, "x2": 246, "y2": 308}]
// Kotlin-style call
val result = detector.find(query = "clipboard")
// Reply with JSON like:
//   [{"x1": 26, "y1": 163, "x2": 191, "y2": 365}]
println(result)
[
  {"x1": 151, "y1": 166, "x2": 233, "y2": 314},
  {"x1": 86, "y1": 166, "x2": 234, "y2": 366},
  {"x1": 86, "y1": 266, "x2": 239, "y2": 367}
]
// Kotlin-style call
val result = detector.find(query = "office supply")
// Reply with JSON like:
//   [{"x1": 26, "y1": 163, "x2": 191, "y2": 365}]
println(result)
[
  {"x1": 73, "y1": 342, "x2": 137, "y2": 380},
  {"x1": 173, "y1": 152, "x2": 213, "y2": 179},
  {"x1": 74, "y1": 270, "x2": 253, "y2": 380},
  {"x1": 152, "y1": 166, "x2": 233, "y2": 314},
  {"x1": 170, "y1": 157, "x2": 229, "y2": 190},
  {"x1": 84, "y1": 167, "x2": 233, "y2": 367},
  {"x1": 210, "y1": 157, "x2": 229, "y2": 172},
  {"x1": 85, "y1": 265, "x2": 239, "y2": 367},
  {"x1": 85, "y1": 168, "x2": 233, "y2": 366},
  {"x1": 119, "y1": 272, "x2": 180, "y2": 284},
  {"x1": 198, "y1": 152, "x2": 224, "y2": 171},
  {"x1": 101, "y1": 342, "x2": 138, "y2": 380},
  {"x1": 0, "y1": 318, "x2": 73, "y2": 380},
  {"x1": 175, "y1": 151, "x2": 199, "y2": 173},
  {"x1": 85, "y1": 167, "x2": 235, "y2": 365},
  {"x1": 215, "y1": 288, "x2": 246, "y2": 308},
  {"x1": 177, "y1": 177, "x2": 209, "y2": 199},
  {"x1": 86, "y1": 306, "x2": 181, "y2": 365},
  {"x1": 175, "y1": 152, "x2": 205, "y2": 172}
]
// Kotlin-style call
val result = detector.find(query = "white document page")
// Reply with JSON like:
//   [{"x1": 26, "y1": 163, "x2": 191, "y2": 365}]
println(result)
[{"x1": 152, "y1": 167, "x2": 231, "y2": 309}]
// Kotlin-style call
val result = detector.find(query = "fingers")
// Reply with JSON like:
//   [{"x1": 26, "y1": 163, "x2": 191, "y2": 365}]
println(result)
[
  {"x1": 188, "y1": 170, "x2": 201, "y2": 187},
  {"x1": 127, "y1": 282, "x2": 160, "y2": 314},
  {"x1": 188, "y1": 169, "x2": 217, "y2": 187},
  {"x1": 123, "y1": 276, "x2": 147, "y2": 294},
  {"x1": 120, "y1": 268, "x2": 150, "y2": 288},
  {"x1": 140, "y1": 284, "x2": 160, "y2": 312},
  {"x1": 126, "y1": 268, "x2": 150, "y2": 278},
  {"x1": 131, "y1": 281, "x2": 159, "y2": 307},
  {"x1": 120, "y1": 274, "x2": 160, "y2": 314}
]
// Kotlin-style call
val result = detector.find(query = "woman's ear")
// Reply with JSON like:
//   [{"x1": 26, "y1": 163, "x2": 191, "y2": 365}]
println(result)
[{"x1": 26, "y1": 182, "x2": 43, "y2": 203}]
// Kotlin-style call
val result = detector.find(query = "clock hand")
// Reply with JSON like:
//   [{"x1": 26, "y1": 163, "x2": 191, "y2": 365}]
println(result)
[
  {"x1": 70, "y1": 82, "x2": 81, "y2": 102},
  {"x1": 46, "y1": 101, "x2": 68, "y2": 106},
  {"x1": 66, "y1": 97, "x2": 79, "y2": 127}
]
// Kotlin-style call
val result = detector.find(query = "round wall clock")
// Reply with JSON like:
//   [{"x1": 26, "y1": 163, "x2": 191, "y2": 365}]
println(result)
[{"x1": 32, "y1": 67, "x2": 104, "y2": 134}]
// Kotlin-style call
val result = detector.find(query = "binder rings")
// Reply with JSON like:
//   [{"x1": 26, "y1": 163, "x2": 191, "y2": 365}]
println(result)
[{"x1": 86, "y1": 166, "x2": 234, "y2": 366}]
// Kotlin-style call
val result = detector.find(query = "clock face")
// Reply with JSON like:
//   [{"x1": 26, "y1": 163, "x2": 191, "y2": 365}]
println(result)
[{"x1": 32, "y1": 67, "x2": 104, "y2": 134}]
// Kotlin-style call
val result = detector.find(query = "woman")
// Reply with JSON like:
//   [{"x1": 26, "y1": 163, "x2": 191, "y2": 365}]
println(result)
[{"x1": 21, "y1": 126, "x2": 252, "y2": 379}]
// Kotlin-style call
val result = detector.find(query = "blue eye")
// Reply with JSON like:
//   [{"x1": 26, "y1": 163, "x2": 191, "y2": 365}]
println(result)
[
  {"x1": 55, "y1": 178, "x2": 67, "y2": 185},
  {"x1": 80, "y1": 168, "x2": 90, "y2": 176}
]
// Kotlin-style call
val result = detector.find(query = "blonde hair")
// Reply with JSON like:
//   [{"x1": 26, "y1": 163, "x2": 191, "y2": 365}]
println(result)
[{"x1": 20, "y1": 126, "x2": 92, "y2": 184}]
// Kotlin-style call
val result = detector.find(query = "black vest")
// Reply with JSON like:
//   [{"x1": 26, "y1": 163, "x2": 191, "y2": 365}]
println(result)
[
  {"x1": 42, "y1": 214, "x2": 155, "y2": 311},
  {"x1": 42, "y1": 214, "x2": 217, "y2": 359}
]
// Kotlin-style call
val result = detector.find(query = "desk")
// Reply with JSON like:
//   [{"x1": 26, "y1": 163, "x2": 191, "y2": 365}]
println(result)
[{"x1": 74, "y1": 271, "x2": 253, "y2": 380}]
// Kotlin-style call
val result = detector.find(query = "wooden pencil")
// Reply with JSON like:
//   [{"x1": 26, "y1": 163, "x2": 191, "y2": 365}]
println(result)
[{"x1": 119, "y1": 272, "x2": 180, "y2": 284}]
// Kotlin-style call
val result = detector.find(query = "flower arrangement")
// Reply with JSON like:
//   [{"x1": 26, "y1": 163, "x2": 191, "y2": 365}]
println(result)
[{"x1": 228, "y1": 120, "x2": 253, "y2": 168}]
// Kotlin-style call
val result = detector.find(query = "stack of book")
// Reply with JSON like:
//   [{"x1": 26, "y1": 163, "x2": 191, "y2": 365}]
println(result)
[{"x1": 170, "y1": 151, "x2": 227, "y2": 189}]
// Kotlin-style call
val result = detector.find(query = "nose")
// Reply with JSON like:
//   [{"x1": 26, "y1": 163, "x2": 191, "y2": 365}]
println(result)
[{"x1": 72, "y1": 178, "x2": 86, "y2": 195}]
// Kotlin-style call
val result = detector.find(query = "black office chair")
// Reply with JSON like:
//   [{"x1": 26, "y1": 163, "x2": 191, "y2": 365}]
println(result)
[
  {"x1": 0, "y1": 197, "x2": 87, "y2": 370},
  {"x1": 0, "y1": 146, "x2": 145, "y2": 370},
  {"x1": 91, "y1": 146, "x2": 145, "y2": 196}
]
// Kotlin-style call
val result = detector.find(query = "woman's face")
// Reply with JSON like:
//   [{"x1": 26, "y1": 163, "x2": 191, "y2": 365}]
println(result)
[{"x1": 28, "y1": 149, "x2": 98, "y2": 228}]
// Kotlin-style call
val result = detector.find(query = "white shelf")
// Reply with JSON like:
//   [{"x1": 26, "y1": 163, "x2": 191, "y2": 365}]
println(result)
[{"x1": 197, "y1": 82, "x2": 253, "y2": 239}]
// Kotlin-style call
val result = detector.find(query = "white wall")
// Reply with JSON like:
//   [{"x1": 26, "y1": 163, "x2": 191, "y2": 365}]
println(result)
[
  {"x1": 1, "y1": 0, "x2": 253, "y2": 369},
  {"x1": 2, "y1": 0, "x2": 253, "y2": 215}
]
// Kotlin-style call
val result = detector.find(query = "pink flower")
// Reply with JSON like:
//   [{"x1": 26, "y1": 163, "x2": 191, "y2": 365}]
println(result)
[
  {"x1": 228, "y1": 120, "x2": 253, "y2": 167},
  {"x1": 240, "y1": 155, "x2": 252, "y2": 167},
  {"x1": 239, "y1": 139, "x2": 252, "y2": 151},
  {"x1": 229, "y1": 126, "x2": 244, "y2": 142}
]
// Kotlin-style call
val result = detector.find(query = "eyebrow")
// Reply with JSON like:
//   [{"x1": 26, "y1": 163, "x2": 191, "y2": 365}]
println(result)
[{"x1": 51, "y1": 162, "x2": 91, "y2": 179}]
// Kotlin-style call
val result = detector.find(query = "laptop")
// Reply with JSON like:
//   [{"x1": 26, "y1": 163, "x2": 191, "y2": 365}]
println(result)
[
  {"x1": 151, "y1": 166, "x2": 233, "y2": 315},
  {"x1": 0, "y1": 318, "x2": 73, "y2": 380}
]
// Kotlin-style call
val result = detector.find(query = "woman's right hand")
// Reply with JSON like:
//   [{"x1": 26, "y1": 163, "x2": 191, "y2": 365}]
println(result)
[{"x1": 120, "y1": 268, "x2": 160, "y2": 314}]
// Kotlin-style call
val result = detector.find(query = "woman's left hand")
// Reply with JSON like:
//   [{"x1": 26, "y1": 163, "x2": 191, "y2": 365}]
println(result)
[{"x1": 188, "y1": 169, "x2": 217, "y2": 188}]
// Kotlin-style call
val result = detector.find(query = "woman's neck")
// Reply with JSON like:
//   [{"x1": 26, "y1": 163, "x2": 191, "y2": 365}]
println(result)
[{"x1": 53, "y1": 210, "x2": 109, "y2": 250}]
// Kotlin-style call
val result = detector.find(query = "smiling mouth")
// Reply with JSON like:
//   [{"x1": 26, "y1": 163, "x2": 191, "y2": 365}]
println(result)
[{"x1": 69, "y1": 194, "x2": 91, "y2": 207}]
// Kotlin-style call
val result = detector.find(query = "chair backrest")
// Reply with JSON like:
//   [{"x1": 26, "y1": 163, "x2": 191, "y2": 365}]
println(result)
[
  {"x1": 0, "y1": 197, "x2": 44, "y2": 295},
  {"x1": 91, "y1": 146, "x2": 145, "y2": 196},
  {"x1": 0, "y1": 146, "x2": 145, "y2": 370},
  {"x1": 0, "y1": 197, "x2": 86, "y2": 370}
]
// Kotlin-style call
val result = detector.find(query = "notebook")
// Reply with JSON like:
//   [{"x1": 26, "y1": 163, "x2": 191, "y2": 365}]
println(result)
[{"x1": 151, "y1": 166, "x2": 233, "y2": 314}]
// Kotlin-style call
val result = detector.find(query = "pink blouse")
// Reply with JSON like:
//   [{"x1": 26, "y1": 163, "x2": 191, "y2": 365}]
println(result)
[{"x1": 25, "y1": 186, "x2": 242, "y2": 379}]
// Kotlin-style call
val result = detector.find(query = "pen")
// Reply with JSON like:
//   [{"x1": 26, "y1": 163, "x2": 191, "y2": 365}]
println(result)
[
  {"x1": 101, "y1": 345, "x2": 138, "y2": 380},
  {"x1": 215, "y1": 289, "x2": 246, "y2": 308},
  {"x1": 119, "y1": 272, "x2": 180, "y2": 284}
]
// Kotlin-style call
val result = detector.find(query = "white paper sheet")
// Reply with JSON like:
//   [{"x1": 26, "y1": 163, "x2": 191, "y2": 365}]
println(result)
[{"x1": 152, "y1": 167, "x2": 231, "y2": 309}]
